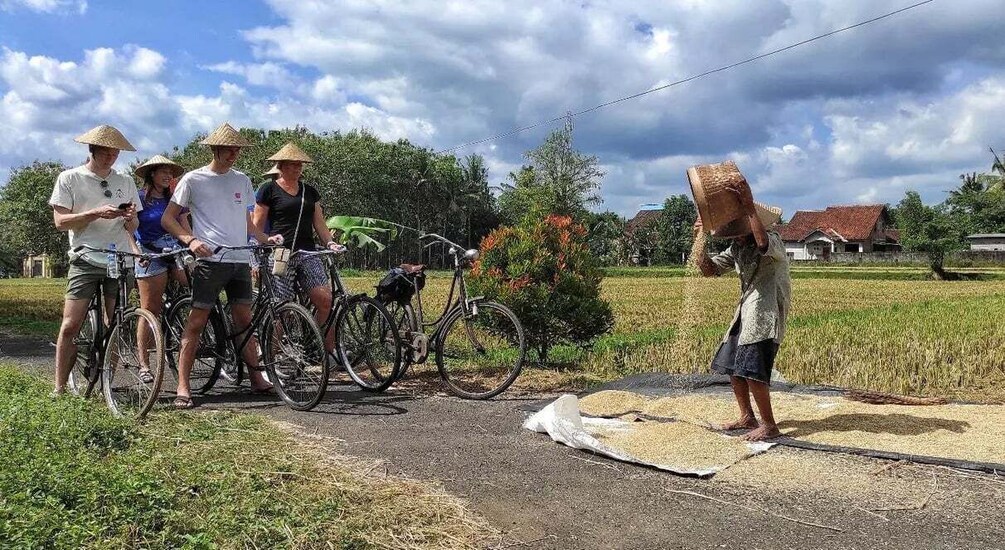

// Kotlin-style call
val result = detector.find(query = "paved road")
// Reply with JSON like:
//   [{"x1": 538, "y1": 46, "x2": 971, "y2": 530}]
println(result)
[{"x1": 4, "y1": 332, "x2": 1004, "y2": 549}]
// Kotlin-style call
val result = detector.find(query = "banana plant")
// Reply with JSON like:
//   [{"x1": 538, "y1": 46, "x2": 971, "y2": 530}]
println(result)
[{"x1": 326, "y1": 215, "x2": 401, "y2": 252}]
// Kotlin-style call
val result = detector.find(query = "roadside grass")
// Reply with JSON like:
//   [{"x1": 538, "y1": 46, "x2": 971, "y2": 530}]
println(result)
[{"x1": 0, "y1": 365, "x2": 492, "y2": 549}]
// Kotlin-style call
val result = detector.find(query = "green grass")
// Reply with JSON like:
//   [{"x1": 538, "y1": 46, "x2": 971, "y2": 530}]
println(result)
[{"x1": 0, "y1": 366, "x2": 489, "y2": 549}]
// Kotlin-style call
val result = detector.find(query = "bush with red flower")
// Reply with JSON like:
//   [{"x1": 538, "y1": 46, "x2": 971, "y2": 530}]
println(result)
[{"x1": 470, "y1": 215, "x2": 614, "y2": 362}]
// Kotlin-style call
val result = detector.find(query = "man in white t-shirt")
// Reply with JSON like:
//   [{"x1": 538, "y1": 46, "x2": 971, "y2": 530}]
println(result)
[
  {"x1": 162, "y1": 122, "x2": 282, "y2": 408},
  {"x1": 48, "y1": 125, "x2": 143, "y2": 395}
]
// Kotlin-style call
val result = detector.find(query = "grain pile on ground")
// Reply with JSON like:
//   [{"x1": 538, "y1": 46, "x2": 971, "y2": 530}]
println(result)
[
  {"x1": 715, "y1": 447, "x2": 935, "y2": 510},
  {"x1": 578, "y1": 390, "x2": 651, "y2": 417},
  {"x1": 592, "y1": 419, "x2": 753, "y2": 471},
  {"x1": 633, "y1": 391, "x2": 1004, "y2": 464}
]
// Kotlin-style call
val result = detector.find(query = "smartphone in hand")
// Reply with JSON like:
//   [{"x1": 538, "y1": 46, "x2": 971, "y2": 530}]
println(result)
[{"x1": 118, "y1": 202, "x2": 132, "y2": 210}]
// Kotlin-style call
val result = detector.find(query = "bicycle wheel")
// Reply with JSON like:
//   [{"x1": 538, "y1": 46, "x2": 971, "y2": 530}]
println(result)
[
  {"x1": 383, "y1": 300, "x2": 418, "y2": 380},
  {"x1": 102, "y1": 308, "x2": 165, "y2": 419},
  {"x1": 436, "y1": 301, "x2": 525, "y2": 400},
  {"x1": 335, "y1": 296, "x2": 402, "y2": 392},
  {"x1": 68, "y1": 309, "x2": 99, "y2": 397},
  {"x1": 165, "y1": 297, "x2": 226, "y2": 393},
  {"x1": 262, "y1": 302, "x2": 329, "y2": 411}
]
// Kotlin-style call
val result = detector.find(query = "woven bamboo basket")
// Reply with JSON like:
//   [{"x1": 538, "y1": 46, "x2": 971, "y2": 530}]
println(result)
[{"x1": 687, "y1": 160, "x2": 750, "y2": 236}]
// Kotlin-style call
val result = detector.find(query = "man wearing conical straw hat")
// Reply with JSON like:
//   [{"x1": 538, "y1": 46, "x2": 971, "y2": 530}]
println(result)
[
  {"x1": 253, "y1": 142, "x2": 345, "y2": 354},
  {"x1": 691, "y1": 161, "x2": 790, "y2": 441},
  {"x1": 161, "y1": 122, "x2": 283, "y2": 408},
  {"x1": 48, "y1": 124, "x2": 144, "y2": 396}
]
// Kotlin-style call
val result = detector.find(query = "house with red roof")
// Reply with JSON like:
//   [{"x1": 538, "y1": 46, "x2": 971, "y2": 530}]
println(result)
[{"x1": 776, "y1": 205, "x2": 901, "y2": 260}]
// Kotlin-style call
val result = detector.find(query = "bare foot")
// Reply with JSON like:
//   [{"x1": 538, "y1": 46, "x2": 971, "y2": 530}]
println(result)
[
  {"x1": 720, "y1": 416, "x2": 758, "y2": 431},
  {"x1": 741, "y1": 424, "x2": 781, "y2": 441},
  {"x1": 250, "y1": 383, "x2": 275, "y2": 394}
]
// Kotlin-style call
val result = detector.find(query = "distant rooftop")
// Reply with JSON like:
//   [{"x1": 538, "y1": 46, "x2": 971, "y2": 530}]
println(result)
[{"x1": 965, "y1": 234, "x2": 1005, "y2": 239}]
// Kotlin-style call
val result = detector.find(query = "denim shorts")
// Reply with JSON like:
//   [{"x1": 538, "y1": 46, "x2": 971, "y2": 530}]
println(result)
[{"x1": 135, "y1": 235, "x2": 183, "y2": 279}]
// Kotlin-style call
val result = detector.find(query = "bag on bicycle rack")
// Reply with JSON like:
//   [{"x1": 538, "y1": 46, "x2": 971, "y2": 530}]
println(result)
[{"x1": 376, "y1": 267, "x2": 424, "y2": 304}]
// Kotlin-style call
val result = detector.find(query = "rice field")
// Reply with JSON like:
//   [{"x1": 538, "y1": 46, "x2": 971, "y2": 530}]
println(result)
[{"x1": 3, "y1": 268, "x2": 1005, "y2": 400}]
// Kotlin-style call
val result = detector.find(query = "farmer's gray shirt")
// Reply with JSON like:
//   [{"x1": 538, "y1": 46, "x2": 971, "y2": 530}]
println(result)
[{"x1": 709, "y1": 231, "x2": 791, "y2": 345}]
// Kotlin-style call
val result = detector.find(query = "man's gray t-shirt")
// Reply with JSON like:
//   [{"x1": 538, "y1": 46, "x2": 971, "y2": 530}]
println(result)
[{"x1": 171, "y1": 167, "x2": 255, "y2": 263}]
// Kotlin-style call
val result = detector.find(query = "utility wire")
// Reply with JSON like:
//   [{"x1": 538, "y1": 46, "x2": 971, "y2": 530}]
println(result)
[{"x1": 436, "y1": 0, "x2": 936, "y2": 155}]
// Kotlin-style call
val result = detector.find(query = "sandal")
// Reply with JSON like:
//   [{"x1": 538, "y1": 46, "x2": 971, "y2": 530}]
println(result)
[
  {"x1": 173, "y1": 395, "x2": 195, "y2": 409},
  {"x1": 250, "y1": 385, "x2": 275, "y2": 395},
  {"x1": 139, "y1": 369, "x2": 155, "y2": 384}
]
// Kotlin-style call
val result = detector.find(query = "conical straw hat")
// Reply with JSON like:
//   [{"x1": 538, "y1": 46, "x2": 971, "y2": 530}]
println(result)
[
  {"x1": 74, "y1": 124, "x2": 136, "y2": 151},
  {"x1": 266, "y1": 142, "x2": 313, "y2": 163},
  {"x1": 713, "y1": 202, "x2": 783, "y2": 239},
  {"x1": 199, "y1": 122, "x2": 254, "y2": 147},
  {"x1": 263, "y1": 164, "x2": 281, "y2": 177},
  {"x1": 134, "y1": 155, "x2": 185, "y2": 180}
]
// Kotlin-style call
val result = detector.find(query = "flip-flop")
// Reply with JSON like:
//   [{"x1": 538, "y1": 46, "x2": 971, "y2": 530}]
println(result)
[
  {"x1": 250, "y1": 386, "x2": 275, "y2": 395},
  {"x1": 139, "y1": 369, "x2": 155, "y2": 384},
  {"x1": 173, "y1": 396, "x2": 194, "y2": 409}
]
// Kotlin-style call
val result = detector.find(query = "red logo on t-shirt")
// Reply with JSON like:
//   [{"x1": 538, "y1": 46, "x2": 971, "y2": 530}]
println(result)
[{"x1": 235, "y1": 192, "x2": 242, "y2": 200}]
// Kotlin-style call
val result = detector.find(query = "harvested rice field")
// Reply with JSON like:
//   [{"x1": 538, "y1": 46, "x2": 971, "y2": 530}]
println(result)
[
  {"x1": 5, "y1": 271, "x2": 1005, "y2": 399},
  {"x1": 578, "y1": 390, "x2": 1005, "y2": 465}
]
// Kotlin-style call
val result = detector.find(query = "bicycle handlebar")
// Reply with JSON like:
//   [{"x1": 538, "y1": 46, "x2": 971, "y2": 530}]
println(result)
[
  {"x1": 74, "y1": 244, "x2": 156, "y2": 260},
  {"x1": 419, "y1": 232, "x2": 465, "y2": 253}
]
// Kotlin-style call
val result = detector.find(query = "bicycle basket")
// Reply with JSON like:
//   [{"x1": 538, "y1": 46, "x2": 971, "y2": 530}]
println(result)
[{"x1": 376, "y1": 267, "x2": 423, "y2": 304}]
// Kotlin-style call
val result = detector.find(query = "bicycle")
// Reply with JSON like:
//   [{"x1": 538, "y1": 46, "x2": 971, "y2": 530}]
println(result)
[
  {"x1": 164, "y1": 244, "x2": 330, "y2": 411},
  {"x1": 67, "y1": 245, "x2": 167, "y2": 418},
  {"x1": 292, "y1": 248, "x2": 403, "y2": 393},
  {"x1": 376, "y1": 233, "x2": 526, "y2": 399}
]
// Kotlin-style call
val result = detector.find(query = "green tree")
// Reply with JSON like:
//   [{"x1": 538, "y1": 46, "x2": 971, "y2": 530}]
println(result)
[
  {"x1": 897, "y1": 191, "x2": 965, "y2": 279},
  {"x1": 0, "y1": 161, "x2": 71, "y2": 275},
  {"x1": 653, "y1": 195, "x2": 698, "y2": 265},
  {"x1": 583, "y1": 211, "x2": 627, "y2": 266},
  {"x1": 497, "y1": 118, "x2": 604, "y2": 223},
  {"x1": 165, "y1": 126, "x2": 501, "y2": 270}
]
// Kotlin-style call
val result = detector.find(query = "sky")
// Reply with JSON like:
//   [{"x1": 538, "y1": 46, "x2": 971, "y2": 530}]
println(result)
[{"x1": 1, "y1": 0, "x2": 1004, "y2": 219}]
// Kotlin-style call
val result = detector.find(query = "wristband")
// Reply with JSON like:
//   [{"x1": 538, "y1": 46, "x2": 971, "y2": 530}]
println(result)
[{"x1": 182, "y1": 237, "x2": 193, "y2": 247}]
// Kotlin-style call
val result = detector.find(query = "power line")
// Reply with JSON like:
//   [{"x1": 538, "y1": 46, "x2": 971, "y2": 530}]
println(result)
[{"x1": 436, "y1": 0, "x2": 936, "y2": 155}]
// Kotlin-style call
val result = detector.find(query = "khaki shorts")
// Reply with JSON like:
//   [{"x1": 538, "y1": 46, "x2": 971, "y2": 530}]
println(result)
[{"x1": 65, "y1": 258, "x2": 133, "y2": 301}]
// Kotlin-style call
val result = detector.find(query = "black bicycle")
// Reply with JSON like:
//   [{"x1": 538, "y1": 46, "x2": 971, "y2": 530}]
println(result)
[
  {"x1": 377, "y1": 233, "x2": 526, "y2": 399},
  {"x1": 292, "y1": 248, "x2": 404, "y2": 393},
  {"x1": 68, "y1": 245, "x2": 168, "y2": 418},
  {"x1": 163, "y1": 245, "x2": 330, "y2": 411}
]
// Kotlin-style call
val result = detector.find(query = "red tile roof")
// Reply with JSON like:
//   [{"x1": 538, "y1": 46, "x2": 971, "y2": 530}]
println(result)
[
  {"x1": 776, "y1": 205, "x2": 887, "y2": 243},
  {"x1": 626, "y1": 209, "x2": 662, "y2": 233}
]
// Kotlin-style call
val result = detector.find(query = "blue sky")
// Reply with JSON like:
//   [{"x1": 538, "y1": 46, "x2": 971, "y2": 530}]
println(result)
[{"x1": 2, "y1": 0, "x2": 1004, "y2": 219}]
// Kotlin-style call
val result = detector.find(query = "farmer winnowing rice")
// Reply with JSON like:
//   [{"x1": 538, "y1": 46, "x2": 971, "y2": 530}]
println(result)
[{"x1": 692, "y1": 180, "x2": 789, "y2": 441}]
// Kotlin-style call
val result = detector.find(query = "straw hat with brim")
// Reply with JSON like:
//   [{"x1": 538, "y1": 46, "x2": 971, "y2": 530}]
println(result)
[
  {"x1": 263, "y1": 164, "x2": 281, "y2": 177},
  {"x1": 74, "y1": 124, "x2": 136, "y2": 151},
  {"x1": 200, "y1": 122, "x2": 254, "y2": 147},
  {"x1": 135, "y1": 155, "x2": 185, "y2": 180},
  {"x1": 267, "y1": 142, "x2": 313, "y2": 163},
  {"x1": 712, "y1": 203, "x2": 783, "y2": 239}
]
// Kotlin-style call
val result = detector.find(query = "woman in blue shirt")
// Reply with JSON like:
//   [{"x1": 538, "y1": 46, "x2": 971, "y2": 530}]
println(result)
[{"x1": 134, "y1": 155, "x2": 189, "y2": 381}]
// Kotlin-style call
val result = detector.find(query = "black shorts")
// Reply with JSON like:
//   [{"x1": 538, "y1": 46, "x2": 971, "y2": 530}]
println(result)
[
  {"x1": 711, "y1": 321, "x2": 779, "y2": 385},
  {"x1": 190, "y1": 262, "x2": 254, "y2": 310}
]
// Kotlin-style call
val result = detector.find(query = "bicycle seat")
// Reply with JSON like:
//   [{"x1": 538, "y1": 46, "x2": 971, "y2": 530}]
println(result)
[{"x1": 399, "y1": 263, "x2": 426, "y2": 274}]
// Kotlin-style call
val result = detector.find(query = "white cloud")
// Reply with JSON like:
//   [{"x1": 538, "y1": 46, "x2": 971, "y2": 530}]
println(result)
[
  {"x1": 201, "y1": 61, "x2": 296, "y2": 88},
  {"x1": 0, "y1": 0, "x2": 86, "y2": 14},
  {"x1": 5, "y1": 1, "x2": 1005, "y2": 220},
  {"x1": 0, "y1": 45, "x2": 437, "y2": 176}
]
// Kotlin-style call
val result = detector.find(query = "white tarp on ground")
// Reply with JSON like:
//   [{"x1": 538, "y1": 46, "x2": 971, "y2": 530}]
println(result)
[{"x1": 524, "y1": 394, "x2": 773, "y2": 477}]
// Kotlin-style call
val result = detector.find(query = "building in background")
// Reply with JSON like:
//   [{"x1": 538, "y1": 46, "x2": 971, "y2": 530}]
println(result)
[{"x1": 777, "y1": 205, "x2": 901, "y2": 260}]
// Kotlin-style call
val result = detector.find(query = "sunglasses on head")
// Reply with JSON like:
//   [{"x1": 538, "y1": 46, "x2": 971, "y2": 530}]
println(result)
[{"x1": 99, "y1": 180, "x2": 111, "y2": 198}]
